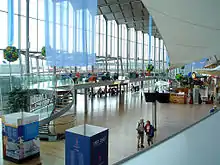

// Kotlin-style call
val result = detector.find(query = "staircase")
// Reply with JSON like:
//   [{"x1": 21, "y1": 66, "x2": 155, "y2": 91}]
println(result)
[{"x1": 39, "y1": 90, "x2": 74, "y2": 141}]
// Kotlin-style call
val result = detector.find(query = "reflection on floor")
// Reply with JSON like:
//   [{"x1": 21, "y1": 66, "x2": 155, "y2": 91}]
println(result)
[{"x1": 0, "y1": 92, "x2": 212, "y2": 165}]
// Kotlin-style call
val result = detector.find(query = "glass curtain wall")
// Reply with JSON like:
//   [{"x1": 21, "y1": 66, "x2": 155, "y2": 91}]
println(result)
[
  {"x1": 0, "y1": 1, "x2": 168, "y2": 74},
  {"x1": 129, "y1": 28, "x2": 136, "y2": 71},
  {"x1": 137, "y1": 31, "x2": 143, "y2": 70}
]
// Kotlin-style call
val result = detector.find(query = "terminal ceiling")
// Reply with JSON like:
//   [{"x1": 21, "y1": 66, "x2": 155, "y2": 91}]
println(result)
[
  {"x1": 142, "y1": 0, "x2": 220, "y2": 66},
  {"x1": 97, "y1": 0, "x2": 161, "y2": 38}
]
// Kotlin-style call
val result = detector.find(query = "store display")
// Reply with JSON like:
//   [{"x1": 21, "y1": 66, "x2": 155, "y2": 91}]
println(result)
[
  {"x1": 65, "y1": 124, "x2": 108, "y2": 165},
  {"x1": 1, "y1": 112, "x2": 40, "y2": 163}
]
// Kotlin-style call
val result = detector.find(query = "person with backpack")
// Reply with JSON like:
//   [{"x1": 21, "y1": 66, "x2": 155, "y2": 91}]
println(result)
[
  {"x1": 136, "y1": 118, "x2": 145, "y2": 148},
  {"x1": 145, "y1": 120, "x2": 154, "y2": 146}
]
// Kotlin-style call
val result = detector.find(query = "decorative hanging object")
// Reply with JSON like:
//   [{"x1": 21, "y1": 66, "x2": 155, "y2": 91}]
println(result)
[
  {"x1": 44, "y1": 0, "x2": 97, "y2": 67},
  {"x1": 41, "y1": 46, "x2": 46, "y2": 57},
  {"x1": 146, "y1": 64, "x2": 154, "y2": 72},
  {"x1": 181, "y1": 66, "x2": 185, "y2": 69},
  {"x1": 3, "y1": 46, "x2": 18, "y2": 62}
]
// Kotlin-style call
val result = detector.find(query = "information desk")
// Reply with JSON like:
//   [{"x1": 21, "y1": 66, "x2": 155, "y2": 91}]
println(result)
[{"x1": 169, "y1": 93, "x2": 186, "y2": 104}]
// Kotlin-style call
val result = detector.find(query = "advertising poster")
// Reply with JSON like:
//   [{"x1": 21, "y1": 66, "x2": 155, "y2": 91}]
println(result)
[
  {"x1": 91, "y1": 130, "x2": 108, "y2": 165},
  {"x1": 1, "y1": 112, "x2": 40, "y2": 161},
  {"x1": 65, "y1": 132, "x2": 90, "y2": 165},
  {"x1": 65, "y1": 125, "x2": 109, "y2": 165}
]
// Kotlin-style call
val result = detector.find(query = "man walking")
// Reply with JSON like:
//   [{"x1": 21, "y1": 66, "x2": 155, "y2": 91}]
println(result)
[{"x1": 136, "y1": 118, "x2": 145, "y2": 148}]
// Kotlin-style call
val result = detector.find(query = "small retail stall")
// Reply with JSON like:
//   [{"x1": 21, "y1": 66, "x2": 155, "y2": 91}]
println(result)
[
  {"x1": 169, "y1": 93, "x2": 186, "y2": 104},
  {"x1": 169, "y1": 88, "x2": 188, "y2": 104}
]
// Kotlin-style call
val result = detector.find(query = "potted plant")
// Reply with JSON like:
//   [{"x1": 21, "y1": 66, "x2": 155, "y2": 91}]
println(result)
[
  {"x1": 175, "y1": 73, "x2": 183, "y2": 81},
  {"x1": 41, "y1": 46, "x2": 46, "y2": 57},
  {"x1": 146, "y1": 64, "x2": 154, "y2": 76},
  {"x1": 7, "y1": 87, "x2": 30, "y2": 114}
]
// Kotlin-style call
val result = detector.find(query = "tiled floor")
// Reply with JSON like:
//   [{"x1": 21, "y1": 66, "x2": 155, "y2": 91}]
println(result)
[{"x1": 0, "y1": 92, "x2": 212, "y2": 165}]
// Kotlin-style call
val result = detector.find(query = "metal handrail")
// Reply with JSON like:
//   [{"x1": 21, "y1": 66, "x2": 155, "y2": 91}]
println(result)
[{"x1": 38, "y1": 72, "x2": 75, "y2": 126}]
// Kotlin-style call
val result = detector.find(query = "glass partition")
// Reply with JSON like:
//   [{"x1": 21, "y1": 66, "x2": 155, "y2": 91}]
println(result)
[{"x1": 118, "y1": 111, "x2": 220, "y2": 165}]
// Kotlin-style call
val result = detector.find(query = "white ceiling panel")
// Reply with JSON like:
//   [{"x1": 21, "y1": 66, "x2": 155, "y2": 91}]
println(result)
[{"x1": 141, "y1": 0, "x2": 220, "y2": 65}]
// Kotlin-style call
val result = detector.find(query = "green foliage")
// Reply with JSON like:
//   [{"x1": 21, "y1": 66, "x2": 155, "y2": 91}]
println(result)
[
  {"x1": 41, "y1": 46, "x2": 46, "y2": 57},
  {"x1": 181, "y1": 66, "x2": 185, "y2": 69},
  {"x1": 175, "y1": 73, "x2": 184, "y2": 81},
  {"x1": 7, "y1": 87, "x2": 30, "y2": 113},
  {"x1": 146, "y1": 64, "x2": 154, "y2": 72}
]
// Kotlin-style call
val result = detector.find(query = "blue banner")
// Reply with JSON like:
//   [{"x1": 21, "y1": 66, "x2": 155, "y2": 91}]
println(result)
[
  {"x1": 148, "y1": 15, "x2": 152, "y2": 64},
  {"x1": 44, "y1": 0, "x2": 97, "y2": 67},
  {"x1": 8, "y1": 0, "x2": 14, "y2": 46},
  {"x1": 166, "y1": 53, "x2": 170, "y2": 67}
]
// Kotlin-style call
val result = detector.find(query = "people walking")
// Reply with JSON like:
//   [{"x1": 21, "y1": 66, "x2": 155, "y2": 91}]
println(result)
[
  {"x1": 136, "y1": 118, "x2": 145, "y2": 148},
  {"x1": 145, "y1": 120, "x2": 154, "y2": 146}
]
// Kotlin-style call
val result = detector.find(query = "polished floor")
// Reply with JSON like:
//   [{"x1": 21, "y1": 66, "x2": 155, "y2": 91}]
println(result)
[{"x1": 0, "y1": 92, "x2": 212, "y2": 165}]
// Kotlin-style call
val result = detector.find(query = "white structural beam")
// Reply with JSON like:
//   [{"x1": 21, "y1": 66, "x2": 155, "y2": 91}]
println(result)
[{"x1": 142, "y1": 0, "x2": 220, "y2": 66}]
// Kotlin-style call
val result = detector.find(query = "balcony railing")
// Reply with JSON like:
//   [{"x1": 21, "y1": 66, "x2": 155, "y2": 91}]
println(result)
[{"x1": 115, "y1": 110, "x2": 220, "y2": 165}]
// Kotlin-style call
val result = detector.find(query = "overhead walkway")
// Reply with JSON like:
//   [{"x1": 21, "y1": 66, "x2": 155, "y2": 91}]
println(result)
[{"x1": 115, "y1": 110, "x2": 220, "y2": 165}]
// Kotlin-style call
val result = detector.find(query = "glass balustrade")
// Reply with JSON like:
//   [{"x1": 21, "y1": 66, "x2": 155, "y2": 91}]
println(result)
[{"x1": 0, "y1": 74, "x2": 74, "y2": 121}]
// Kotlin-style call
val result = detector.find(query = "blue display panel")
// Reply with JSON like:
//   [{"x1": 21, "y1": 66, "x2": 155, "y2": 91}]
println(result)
[
  {"x1": 3, "y1": 121, "x2": 39, "y2": 142},
  {"x1": 65, "y1": 125, "x2": 109, "y2": 165},
  {"x1": 91, "y1": 130, "x2": 108, "y2": 165},
  {"x1": 65, "y1": 132, "x2": 90, "y2": 165}
]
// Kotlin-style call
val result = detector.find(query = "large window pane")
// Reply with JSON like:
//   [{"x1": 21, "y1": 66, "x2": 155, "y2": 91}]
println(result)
[
  {"x1": 20, "y1": 17, "x2": 26, "y2": 49},
  {"x1": 29, "y1": 18, "x2": 38, "y2": 51},
  {"x1": 30, "y1": 0, "x2": 38, "y2": 18},
  {"x1": 38, "y1": 0, "x2": 44, "y2": 20},
  {"x1": 21, "y1": 0, "x2": 26, "y2": 16},
  {"x1": 0, "y1": 12, "x2": 8, "y2": 48},
  {"x1": 38, "y1": 20, "x2": 45, "y2": 51},
  {"x1": 0, "y1": 0, "x2": 7, "y2": 11}
]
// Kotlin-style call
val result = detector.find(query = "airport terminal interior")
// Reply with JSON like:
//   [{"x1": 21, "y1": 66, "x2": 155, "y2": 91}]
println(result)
[{"x1": 0, "y1": 0, "x2": 220, "y2": 165}]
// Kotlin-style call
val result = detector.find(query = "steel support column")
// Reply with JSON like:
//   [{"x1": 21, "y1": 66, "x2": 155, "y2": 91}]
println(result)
[
  {"x1": 18, "y1": 0, "x2": 23, "y2": 76},
  {"x1": 154, "y1": 37, "x2": 156, "y2": 76},
  {"x1": 126, "y1": 29, "x2": 130, "y2": 72},
  {"x1": 25, "y1": 0, "x2": 30, "y2": 74},
  {"x1": 84, "y1": 88, "x2": 88, "y2": 113},
  {"x1": 142, "y1": 33, "x2": 145, "y2": 72},
  {"x1": 135, "y1": 31, "x2": 138, "y2": 71},
  {"x1": 105, "y1": 19, "x2": 108, "y2": 96},
  {"x1": 152, "y1": 101, "x2": 157, "y2": 130},
  {"x1": 36, "y1": 57, "x2": 39, "y2": 76},
  {"x1": 105, "y1": 20, "x2": 108, "y2": 72},
  {"x1": 91, "y1": 66, "x2": 94, "y2": 100},
  {"x1": 158, "y1": 39, "x2": 161, "y2": 74},
  {"x1": 163, "y1": 44, "x2": 165, "y2": 73},
  {"x1": 117, "y1": 25, "x2": 120, "y2": 74}
]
